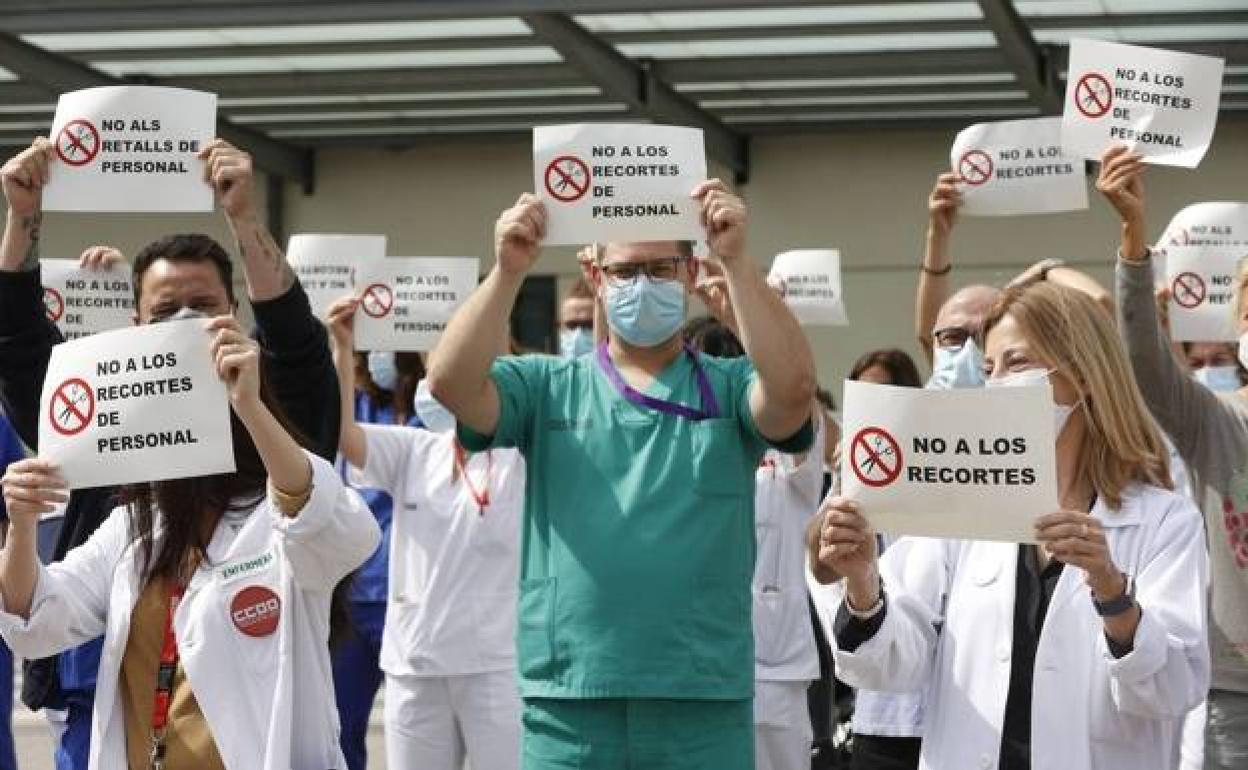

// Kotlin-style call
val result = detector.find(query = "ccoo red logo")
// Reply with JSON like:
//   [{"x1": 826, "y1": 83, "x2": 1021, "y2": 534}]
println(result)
[{"x1": 230, "y1": 585, "x2": 281, "y2": 637}]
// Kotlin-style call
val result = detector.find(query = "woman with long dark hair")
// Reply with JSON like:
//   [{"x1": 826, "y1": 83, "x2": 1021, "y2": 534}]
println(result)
[{"x1": 0, "y1": 314, "x2": 379, "y2": 770}]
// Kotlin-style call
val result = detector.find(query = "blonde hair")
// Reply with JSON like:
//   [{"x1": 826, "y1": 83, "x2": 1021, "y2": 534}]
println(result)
[{"x1": 983, "y1": 281, "x2": 1170, "y2": 510}]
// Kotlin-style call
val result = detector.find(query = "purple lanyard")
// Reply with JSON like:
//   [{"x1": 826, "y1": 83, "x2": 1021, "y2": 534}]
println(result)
[{"x1": 595, "y1": 341, "x2": 721, "y2": 421}]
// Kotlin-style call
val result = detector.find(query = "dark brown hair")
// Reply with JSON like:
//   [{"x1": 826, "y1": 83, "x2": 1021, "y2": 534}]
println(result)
[
  {"x1": 848, "y1": 348, "x2": 924, "y2": 388},
  {"x1": 132, "y1": 234, "x2": 236, "y2": 307},
  {"x1": 121, "y1": 375, "x2": 307, "y2": 583}
]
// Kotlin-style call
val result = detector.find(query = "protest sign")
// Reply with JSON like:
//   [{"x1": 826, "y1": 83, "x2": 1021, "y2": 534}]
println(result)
[
  {"x1": 767, "y1": 249, "x2": 848, "y2": 326},
  {"x1": 1166, "y1": 245, "x2": 1240, "y2": 342},
  {"x1": 534, "y1": 123, "x2": 706, "y2": 245},
  {"x1": 840, "y1": 380, "x2": 1057, "y2": 543},
  {"x1": 38, "y1": 320, "x2": 234, "y2": 489},
  {"x1": 1153, "y1": 202, "x2": 1248, "y2": 285},
  {"x1": 353, "y1": 258, "x2": 479, "y2": 351},
  {"x1": 950, "y1": 117, "x2": 1087, "y2": 216},
  {"x1": 43, "y1": 86, "x2": 217, "y2": 212},
  {"x1": 1061, "y1": 39, "x2": 1224, "y2": 168},
  {"x1": 39, "y1": 260, "x2": 133, "y2": 340},
  {"x1": 286, "y1": 234, "x2": 386, "y2": 320}
]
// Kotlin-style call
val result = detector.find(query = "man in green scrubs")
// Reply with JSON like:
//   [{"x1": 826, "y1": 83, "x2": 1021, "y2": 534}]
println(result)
[{"x1": 428, "y1": 179, "x2": 817, "y2": 770}]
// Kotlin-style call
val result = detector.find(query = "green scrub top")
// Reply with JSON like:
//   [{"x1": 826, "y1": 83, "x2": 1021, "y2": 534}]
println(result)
[{"x1": 460, "y1": 349, "x2": 813, "y2": 700}]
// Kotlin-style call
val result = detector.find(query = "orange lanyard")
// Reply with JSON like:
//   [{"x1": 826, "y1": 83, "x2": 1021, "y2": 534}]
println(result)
[
  {"x1": 453, "y1": 441, "x2": 493, "y2": 515},
  {"x1": 149, "y1": 581, "x2": 185, "y2": 770}
]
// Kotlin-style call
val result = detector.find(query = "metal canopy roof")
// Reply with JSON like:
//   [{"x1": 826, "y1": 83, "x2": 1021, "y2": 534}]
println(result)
[{"x1": 0, "y1": 0, "x2": 1245, "y2": 187}]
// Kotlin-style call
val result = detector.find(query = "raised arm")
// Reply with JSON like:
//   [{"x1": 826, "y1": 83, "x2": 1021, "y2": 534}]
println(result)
[
  {"x1": 692, "y1": 179, "x2": 815, "y2": 441},
  {"x1": 200, "y1": 139, "x2": 295, "y2": 302},
  {"x1": 0, "y1": 139, "x2": 53, "y2": 273},
  {"x1": 1096, "y1": 145, "x2": 1248, "y2": 487},
  {"x1": 325, "y1": 296, "x2": 367, "y2": 469},
  {"x1": 427, "y1": 194, "x2": 545, "y2": 436},
  {"x1": 208, "y1": 316, "x2": 312, "y2": 504},
  {"x1": 916, "y1": 172, "x2": 962, "y2": 366}
]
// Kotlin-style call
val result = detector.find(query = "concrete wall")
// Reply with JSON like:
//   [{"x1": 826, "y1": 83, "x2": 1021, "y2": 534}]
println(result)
[{"x1": 16, "y1": 119, "x2": 1248, "y2": 395}]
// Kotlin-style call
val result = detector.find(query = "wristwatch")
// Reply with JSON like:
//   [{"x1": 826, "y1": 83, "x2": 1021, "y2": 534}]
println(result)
[{"x1": 1092, "y1": 572, "x2": 1136, "y2": 617}]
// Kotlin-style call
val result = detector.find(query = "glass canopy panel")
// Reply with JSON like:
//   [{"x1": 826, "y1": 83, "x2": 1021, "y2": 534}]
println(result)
[
  {"x1": 233, "y1": 103, "x2": 627, "y2": 124},
  {"x1": 618, "y1": 31, "x2": 997, "y2": 59},
  {"x1": 577, "y1": 3, "x2": 983, "y2": 33},
  {"x1": 95, "y1": 47, "x2": 562, "y2": 77},
  {"x1": 25, "y1": 19, "x2": 530, "y2": 52}
]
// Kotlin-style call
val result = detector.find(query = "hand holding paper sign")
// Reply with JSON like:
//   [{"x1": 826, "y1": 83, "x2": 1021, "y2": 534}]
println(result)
[
  {"x1": 0, "y1": 138, "x2": 53, "y2": 218},
  {"x1": 200, "y1": 139, "x2": 256, "y2": 221},
  {"x1": 1095, "y1": 146, "x2": 1149, "y2": 260},
  {"x1": 928, "y1": 171, "x2": 963, "y2": 238},
  {"x1": 325, "y1": 295, "x2": 360, "y2": 354},
  {"x1": 78, "y1": 244, "x2": 126, "y2": 271},
  {"x1": 1035, "y1": 511, "x2": 1120, "y2": 592},
  {"x1": 814, "y1": 497, "x2": 880, "y2": 604},
  {"x1": 1, "y1": 458, "x2": 68, "y2": 524},
  {"x1": 693, "y1": 179, "x2": 747, "y2": 263},
  {"x1": 208, "y1": 315, "x2": 262, "y2": 413},
  {"x1": 495, "y1": 193, "x2": 547, "y2": 277},
  {"x1": 0, "y1": 139, "x2": 55, "y2": 272}
]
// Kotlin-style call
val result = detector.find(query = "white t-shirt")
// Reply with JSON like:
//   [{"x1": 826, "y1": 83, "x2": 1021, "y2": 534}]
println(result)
[
  {"x1": 753, "y1": 416, "x2": 824, "y2": 682},
  {"x1": 351, "y1": 425, "x2": 525, "y2": 677}
]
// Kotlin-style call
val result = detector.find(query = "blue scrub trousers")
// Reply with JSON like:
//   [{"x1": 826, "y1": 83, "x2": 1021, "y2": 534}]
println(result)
[{"x1": 333, "y1": 600, "x2": 387, "y2": 770}]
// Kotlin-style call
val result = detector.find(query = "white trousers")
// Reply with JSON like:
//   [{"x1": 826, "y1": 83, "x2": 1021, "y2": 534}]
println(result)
[
  {"x1": 754, "y1": 680, "x2": 813, "y2": 770},
  {"x1": 384, "y1": 670, "x2": 522, "y2": 770}
]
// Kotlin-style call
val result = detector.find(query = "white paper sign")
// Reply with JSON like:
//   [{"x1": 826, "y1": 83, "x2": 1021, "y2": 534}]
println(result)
[
  {"x1": 950, "y1": 117, "x2": 1088, "y2": 216},
  {"x1": 840, "y1": 380, "x2": 1058, "y2": 543},
  {"x1": 286, "y1": 234, "x2": 387, "y2": 320},
  {"x1": 353, "y1": 258, "x2": 479, "y2": 352},
  {"x1": 1165, "y1": 245, "x2": 1240, "y2": 342},
  {"x1": 1153, "y1": 202, "x2": 1248, "y2": 285},
  {"x1": 43, "y1": 86, "x2": 217, "y2": 212},
  {"x1": 767, "y1": 249, "x2": 848, "y2": 326},
  {"x1": 1061, "y1": 39, "x2": 1224, "y2": 168},
  {"x1": 39, "y1": 260, "x2": 133, "y2": 340},
  {"x1": 534, "y1": 123, "x2": 707, "y2": 245},
  {"x1": 38, "y1": 320, "x2": 234, "y2": 489}
]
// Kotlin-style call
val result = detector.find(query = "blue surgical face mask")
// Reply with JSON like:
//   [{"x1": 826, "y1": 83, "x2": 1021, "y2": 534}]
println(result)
[
  {"x1": 603, "y1": 274, "x2": 686, "y2": 348},
  {"x1": 1194, "y1": 365, "x2": 1241, "y2": 393},
  {"x1": 928, "y1": 339, "x2": 986, "y2": 390},
  {"x1": 559, "y1": 327, "x2": 594, "y2": 358},
  {"x1": 366, "y1": 351, "x2": 398, "y2": 392},
  {"x1": 413, "y1": 379, "x2": 456, "y2": 433}
]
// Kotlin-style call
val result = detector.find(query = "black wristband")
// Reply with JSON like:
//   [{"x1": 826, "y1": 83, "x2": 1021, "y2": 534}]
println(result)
[{"x1": 921, "y1": 263, "x2": 952, "y2": 276}]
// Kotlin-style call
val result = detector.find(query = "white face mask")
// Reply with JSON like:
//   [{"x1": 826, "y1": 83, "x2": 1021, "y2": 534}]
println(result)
[
  {"x1": 412, "y1": 379, "x2": 456, "y2": 434},
  {"x1": 928, "y1": 339, "x2": 986, "y2": 390},
  {"x1": 1193, "y1": 364, "x2": 1242, "y2": 393},
  {"x1": 985, "y1": 367, "x2": 1079, "y2": 437}
]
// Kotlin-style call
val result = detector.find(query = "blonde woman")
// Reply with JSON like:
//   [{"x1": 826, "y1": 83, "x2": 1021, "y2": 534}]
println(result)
[
  {"x1": 811, "y1": 282, "x2": 1209, "y2": 770},
  {"x1": 1098, "y1": 144, "x2": 1248, "y2": 769}
]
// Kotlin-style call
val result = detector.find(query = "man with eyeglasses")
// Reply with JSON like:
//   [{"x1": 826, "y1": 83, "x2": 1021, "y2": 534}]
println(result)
[{"x1": 428, "y1": 179, "x2": 816, "y2": 770}]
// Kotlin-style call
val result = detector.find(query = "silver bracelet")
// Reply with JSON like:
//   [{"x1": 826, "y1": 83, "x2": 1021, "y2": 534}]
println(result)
[{"x1": 845, "y1": 579, "x2": 886, "y2": 620}]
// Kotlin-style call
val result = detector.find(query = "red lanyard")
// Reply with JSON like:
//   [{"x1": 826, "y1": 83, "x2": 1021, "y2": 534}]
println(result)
[
  {"x1": 149, "y1": 581, "x2": 185, "y2": 770},
  {"x1": 453, "y1": 441, "x2": 492, "y2": 515}
]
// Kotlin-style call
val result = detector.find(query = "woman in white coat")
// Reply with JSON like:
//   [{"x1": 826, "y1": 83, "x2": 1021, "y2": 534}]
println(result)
[
  {"x1": 327, "y1": 297, "x2": 525, "y2": 770},
  {"x1": 0, "y1": 315, "x2": 380, "y2": 770},
  {"x1": 811, "y1": 281, "x2": 1210, "y2": 770}
]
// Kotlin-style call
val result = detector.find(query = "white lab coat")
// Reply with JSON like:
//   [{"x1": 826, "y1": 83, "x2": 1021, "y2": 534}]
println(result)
[
  {"x1": 350, "y1": 425, "x2": 524, "y2": 677},
  {"x1": 0, "y1": 452, "x2": 380, "y2": 770},
  {"x1": 821, "y1": 483, "x2": 1210, "y2": 770},
  {"x1": 753, "y1": 414, "x2": 824, "y2": 683}
]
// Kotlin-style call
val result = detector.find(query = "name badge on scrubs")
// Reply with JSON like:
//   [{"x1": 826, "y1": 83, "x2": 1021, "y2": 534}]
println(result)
[{"x1": 230, "y1": 585, "x2": 281, "y2": 637}]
